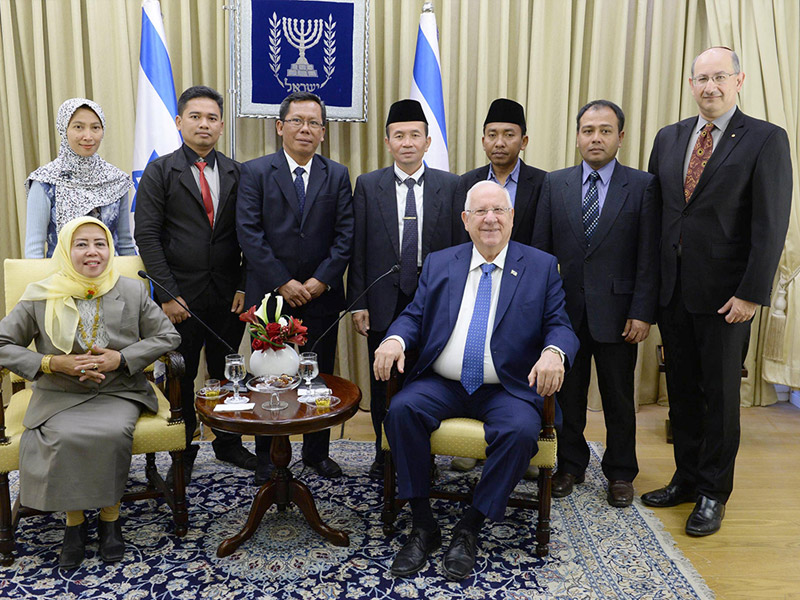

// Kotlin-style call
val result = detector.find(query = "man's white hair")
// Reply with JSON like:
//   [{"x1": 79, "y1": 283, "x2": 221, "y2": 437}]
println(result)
[{"x1": 464, "y1": 180, "x2": 512, "y2": 211}]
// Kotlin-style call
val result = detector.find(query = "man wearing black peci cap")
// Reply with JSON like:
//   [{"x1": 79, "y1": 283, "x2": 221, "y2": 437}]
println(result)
[
  {"x1": 348, "y1": 99, "x2": 459, "y2": 479},
  {"x1": 452, "y1": 98, "x2": 546, "y2": 247}
]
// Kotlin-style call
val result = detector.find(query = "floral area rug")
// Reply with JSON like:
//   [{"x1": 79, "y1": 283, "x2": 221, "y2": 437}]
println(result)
[{"x1": 0, "y1": 440, "x2": 713, "y2": 599}]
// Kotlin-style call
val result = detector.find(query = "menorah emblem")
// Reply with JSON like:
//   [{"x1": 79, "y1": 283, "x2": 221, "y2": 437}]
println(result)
[{"x1": 283, "y1": 17, "x2": 323, "y2": 78}]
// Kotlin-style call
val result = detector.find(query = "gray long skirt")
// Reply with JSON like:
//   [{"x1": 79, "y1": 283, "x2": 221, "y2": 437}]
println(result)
[{"x1": 19, "y1": 396, "x2": 142, "y2": 512}]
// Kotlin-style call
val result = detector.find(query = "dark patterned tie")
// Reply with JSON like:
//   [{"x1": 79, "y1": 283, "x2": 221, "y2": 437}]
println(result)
[
  {"x1": 684, "y1": 122, "x2": 714, "y2": 201},
  {"x1": 294, "y1": 166, "x2": 306, "y2": 216},
  {"x1": 195, "y1": 161, "x2": 214, "y2": 227},
  {"x1": 461, "y1": 263, "x2": 497, "y2": 394},
  {"x1": 582, "y1": 171, "x2": 601, "y2": 243},
  {"x1": 399, "y1": 177, "x2": 419, "y2": 296}
]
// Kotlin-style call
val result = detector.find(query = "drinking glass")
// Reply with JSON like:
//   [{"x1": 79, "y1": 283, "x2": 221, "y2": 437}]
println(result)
[
  {"x1": 299, "y1": 352, "x2": 319, "y2": 392},
  {"x1": 224, "y1": 354, "x2": 247, "y2": 404}
]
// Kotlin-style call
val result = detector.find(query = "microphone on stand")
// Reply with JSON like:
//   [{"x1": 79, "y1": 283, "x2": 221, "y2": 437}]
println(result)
[
  {"x1": 137, "y1": 270, "x2": 236, "y2": 354},
  {"x1": 309, "y1": 264, "x2": 400, "y2": 354}
]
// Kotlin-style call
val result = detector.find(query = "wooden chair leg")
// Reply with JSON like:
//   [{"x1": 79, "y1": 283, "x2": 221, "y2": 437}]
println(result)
[
  {"x1": 382, "y1": 451, "x2": 398, "y2": 535},
  {"x1": 535, "y1": 466, "x2": 552, "y2": 557},
  {"x1": 169, "y1": 450, "x2": 188, "y2": 537},
  {"x1": 0, "y1": 473, "x2": 15, "y2": 566}
]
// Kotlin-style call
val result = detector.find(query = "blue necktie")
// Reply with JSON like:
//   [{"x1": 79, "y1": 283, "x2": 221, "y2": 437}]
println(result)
[
  {"x1": 399, "y1": 177, "x2": 418, "y2": 296},
  {"x1": 294, "y1": 166, "x2": 306, "y2": 216},
  {"x1": 582, "y1": 170, "x2": 601, "y2": 243},
  {"x1": 461, "y1": 263, "x2": 497, "y2": 394}
]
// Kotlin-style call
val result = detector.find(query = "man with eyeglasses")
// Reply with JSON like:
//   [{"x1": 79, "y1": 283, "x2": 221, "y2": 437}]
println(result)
[
  {"x1": 347, "y1": 99, "x2": 459, "y2": 480},
  {"x1": 374, "y1": 180, "x2": 578, "y2": 580},
  {"x1": 237, "y1": 91, "x2": 354, "y2": 482},
  {"x1": 644, "y1": 47, "x2": 792, "y2": 536},
  {"x1": 532, "y1": 100, "x2": 659, "y2": 508}
]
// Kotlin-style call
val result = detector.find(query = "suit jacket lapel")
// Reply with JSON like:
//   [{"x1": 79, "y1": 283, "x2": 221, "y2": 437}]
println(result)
[
  {"x1": 302, "y1": 155, "x2": 327, "y2": 227},
  {"x1": 493, "y1": 244, "x2": 524, "y2": 333},
  {"x1": 101, "y1": 286, "x2": 125, "y2": 348},
  {"x1": 587, "y1": 163, "x2": 628, "y2": 255},
  {"x1": 448, "y1": 246, "x2": 471, "y2": 332},
  {"x1": 688, "y1": 108, "x2": 746, "y2": 203},
  {"x1": 272, "y1": 153, "x2": 301, "y2": 223},
  {"x1": 511, "y1": 162, "x2": 533, "y2": 239},
  {"x1": 564, "y1": 166, "x2": 586, "y2": 248},
  {"x1": 175, "y1": 151, "x2": 205, "y2": 213},
  {"x1": 216, "y1": 153, "x2": 236, "y2": 215},
  {"x1": 376, "y1": 167, "x2": 400, "y2": 261},
  {"x1": 672, "y1": 118, "x2": 694, "y2": 194},
  {"x1": 421, "y1": 169, "x2": 442, "y2": 258}
]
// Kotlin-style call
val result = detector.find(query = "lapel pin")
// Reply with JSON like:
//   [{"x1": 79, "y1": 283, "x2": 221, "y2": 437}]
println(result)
[
  {"x1": 511, "y1": 270, "x2": 518, "y2": 277},
  {"x1": 731, "y1": 134, "x2": 735, "y2": 137}
]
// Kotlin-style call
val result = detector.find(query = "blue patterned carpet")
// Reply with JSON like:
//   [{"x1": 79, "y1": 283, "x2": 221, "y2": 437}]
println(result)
[{"x1": 0, "y1": 441, "x2": 713, "y2": 599}]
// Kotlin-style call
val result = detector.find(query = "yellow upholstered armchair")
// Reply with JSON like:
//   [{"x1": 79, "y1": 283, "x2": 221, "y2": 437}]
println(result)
[
  {"x1": 381, "y1": 373, "x2": 557, "y2": 557},
  {"x1": 0, "y1": 256, "x2": 188, "y2": 566}
]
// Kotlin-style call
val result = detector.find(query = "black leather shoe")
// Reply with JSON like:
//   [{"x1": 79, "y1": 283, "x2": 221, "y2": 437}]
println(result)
[
  {"x1": 641, "y1": 483, "x2": 697, "y2": 508},
  {"x1": 254, "y1": 463, "x2": 274, "y2": 486},
  {"x1": 58, "y1": 520, "x2": 88, "y2": 569},
  {"x1": 303, "y1": 457, "x2": 343, "y2": 478},
  {"x1": 552, "y1": 471, "x2": 584, "y2": 498},
  {"x1": 685, "y1": 495, "x2": 725, "y2": 536},
  {"x1": 607, "y1": 480, "x2": 634, "y2": 508},
  {"x1": 390, "y1": 526, "x2": 442, "y2": 577},
  {"x1": 167, "y1": 443, "x2": 199, "y2": 488},
  {"x1": 442, "y1": 528, "x2": 479, "y2": 580},
  {"x1": 215, "y1": 445, "x2": 258, "y2": 471},
  {"x1": 98, "y1": 519, "x2": 125, "y2": 562},
  {"x1": 368, "y1": 460, "x2": 384, "y2": 480}
]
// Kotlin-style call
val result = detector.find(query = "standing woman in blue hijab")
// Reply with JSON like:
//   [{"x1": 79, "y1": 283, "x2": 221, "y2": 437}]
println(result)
[{"x1": 24, "y1": 97, "x2": 136, "y2": 258}]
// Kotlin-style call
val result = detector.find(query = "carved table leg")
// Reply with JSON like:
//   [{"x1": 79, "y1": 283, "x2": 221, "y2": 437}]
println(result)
[
  {"x1": 217, "y1": 479, "x2": 279, "y2": 557},
  {"x1": 289, "y1": 480, "x2": 349, "y2": 546}
]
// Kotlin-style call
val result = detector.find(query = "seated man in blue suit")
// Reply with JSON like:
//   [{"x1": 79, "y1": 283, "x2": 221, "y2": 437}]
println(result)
[{"x1": 374, "y1": 181, "x2": 579, "y2": 581}]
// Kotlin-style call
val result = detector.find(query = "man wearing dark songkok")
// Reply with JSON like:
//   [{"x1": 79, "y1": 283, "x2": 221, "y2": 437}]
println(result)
[
  {"x1": 451, "y1": 98, "x2": 547, "y2": 472},
  {"x1": 348, "y1": 99, "x2": 459, "y2": 479}
]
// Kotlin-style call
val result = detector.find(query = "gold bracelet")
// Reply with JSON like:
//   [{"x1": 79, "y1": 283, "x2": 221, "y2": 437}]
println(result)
[{"x1": 41, "y1": 354, "x2": 54, "y2": 374}]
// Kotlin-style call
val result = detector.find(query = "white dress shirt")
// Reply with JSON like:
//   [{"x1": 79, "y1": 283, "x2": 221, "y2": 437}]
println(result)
[
  {"x1": 284, "y1": 149, "x2": 312, "y2": 193},
  {"x1": 394, "y1": 163, "x2": 425, "y2": 266},
  {"x1": 190, "y1": 155, "x2": 221, "y2": 216}
]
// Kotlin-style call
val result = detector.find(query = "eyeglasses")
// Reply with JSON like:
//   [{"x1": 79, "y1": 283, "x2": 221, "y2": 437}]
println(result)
[
  {"x1": 281, "y1": 117, "x2": 324, "y2": 131},
  {"x1": 691, "y1": 72, "x2": 738, "y2": 86},
  {"x1": 465, "y1": 207, "x2": 512, "y2": 217}
]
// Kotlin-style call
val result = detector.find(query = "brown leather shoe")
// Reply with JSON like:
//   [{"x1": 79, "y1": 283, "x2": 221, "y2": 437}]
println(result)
[
  {"x1": 552, "y1": 471, "x2": 584, "y2": 498},
  {"x1": 607, "y1": 480, "x2": 634, "y2": 507}
]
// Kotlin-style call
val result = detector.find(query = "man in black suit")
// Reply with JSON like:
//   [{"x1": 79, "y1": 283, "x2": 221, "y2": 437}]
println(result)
[
  {"x1": 237, "y1": 92, "x2": 353, "y2": 481},
  {"x1": 532, "y1": 100, "x2": 659, "y2": 507},
  {"x1": 644, "y1": 47, "x2": 792, "y2": 535},
  {"x1": 135, "y1": 85, "x2": 255, "y2": 482},
  {"x1": 451, "y1": 98, "x2": 548, "y2": 473},
  {"x1": 452, "y1": 98, "x2": 546, "y2": 247},
  {"x1": 348, "y1": 99, "x2": 459, "y2": 479}
]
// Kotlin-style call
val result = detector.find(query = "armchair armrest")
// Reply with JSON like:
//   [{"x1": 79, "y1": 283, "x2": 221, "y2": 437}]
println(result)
[
  {"x1": 158, "y1": 351, "x2": 185, "y2": 424},
  {"x1": 540, "y1": 394, "x2": 556, "y2": 442}
]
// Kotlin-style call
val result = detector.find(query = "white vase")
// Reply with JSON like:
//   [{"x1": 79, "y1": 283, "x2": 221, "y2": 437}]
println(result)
[{"x1": 249, "y1": 346, "x2": 300, "y2": 377}]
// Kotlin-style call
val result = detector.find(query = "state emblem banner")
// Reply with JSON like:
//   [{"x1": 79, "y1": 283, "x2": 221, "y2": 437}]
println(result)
[{"x1": 236, "y1": 0, "x2": 369, "y2": 121}]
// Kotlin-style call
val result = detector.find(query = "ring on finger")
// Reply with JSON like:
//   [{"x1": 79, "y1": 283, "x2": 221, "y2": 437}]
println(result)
[
  {"x1": 80, "y1": 369, "x2": 86, "y2": 374},
  {"x1": 93, "y1": 363, "x2": 98, "y2": 370}
]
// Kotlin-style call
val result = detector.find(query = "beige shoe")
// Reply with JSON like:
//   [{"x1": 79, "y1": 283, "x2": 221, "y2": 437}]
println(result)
[
  {"x1": 523, "y1": 464, "x2": 539, "y2": 480},
  {"x1": 450, "y1": 457, "x2": 477, "y2": 471}
]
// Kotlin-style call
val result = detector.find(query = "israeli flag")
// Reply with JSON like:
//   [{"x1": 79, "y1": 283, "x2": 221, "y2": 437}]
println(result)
[
  {"x1": 410, "y1": 3, "x2": 448, "y2": 171},
  {"x1": 131, "y1": 0, "x2": 181, "y2": 223}
]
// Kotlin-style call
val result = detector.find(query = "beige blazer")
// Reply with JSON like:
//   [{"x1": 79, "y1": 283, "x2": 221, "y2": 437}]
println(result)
[{"x1": 0, "y1": 276, "x2": 180, "y2": 429}]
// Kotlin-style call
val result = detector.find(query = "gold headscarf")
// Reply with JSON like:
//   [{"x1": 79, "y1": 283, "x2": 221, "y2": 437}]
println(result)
[{"x1": 20, "y1": 216, "x2": 120, "y2": 353}]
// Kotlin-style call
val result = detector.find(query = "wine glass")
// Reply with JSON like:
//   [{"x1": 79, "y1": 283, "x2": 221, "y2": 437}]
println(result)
[
  {"x1": 299, "y1": 352, "x2": 319, "y2": 393},
  {"x1": 224, "y1": 354, "x2": 247, "y2": 404}
]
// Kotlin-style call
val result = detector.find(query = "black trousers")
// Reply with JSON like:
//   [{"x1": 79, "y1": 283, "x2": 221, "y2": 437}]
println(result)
[
  {"x1": 556, "y1": 316, "x2": 639, "y2": 481},
  {"x1": 255, "y1": 309, "x2": 339, "y2": 464},
  {"x1": 658, "y1": 276, "x2": 750, "y2": 504},
  {"x1": 174, "y1": 291, "x2": 246, "y2": 453},
  {"x1": 365, "y1": 289, "x2": 415, "y2": 459}
]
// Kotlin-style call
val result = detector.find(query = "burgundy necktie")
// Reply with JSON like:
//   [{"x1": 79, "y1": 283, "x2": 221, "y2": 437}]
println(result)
[
  {"x1": 196, "y1": 160, "x2": 214, "y2": 227},
  {"x1": 684, "y1": 122, "x2": 714, "y2": 201}
]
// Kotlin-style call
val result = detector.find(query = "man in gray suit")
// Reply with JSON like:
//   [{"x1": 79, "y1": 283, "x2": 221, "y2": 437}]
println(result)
[
  {"x1": 532, "y1": 100, "x2": 659, "y2": 507},
  {"x1": 348, "y1": 99, "x2": 458, "y2": 479}
]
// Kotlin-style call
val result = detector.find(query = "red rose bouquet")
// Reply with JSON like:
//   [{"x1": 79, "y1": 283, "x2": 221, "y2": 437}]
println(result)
[{"x1": 239, "y1": 293, "x2": 308, "y2": 350}]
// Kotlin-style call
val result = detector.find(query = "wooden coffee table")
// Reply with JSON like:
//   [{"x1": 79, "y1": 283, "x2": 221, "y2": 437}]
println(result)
[{"x1": 195, "y1": 373, "x2": 361, "y2": 557}]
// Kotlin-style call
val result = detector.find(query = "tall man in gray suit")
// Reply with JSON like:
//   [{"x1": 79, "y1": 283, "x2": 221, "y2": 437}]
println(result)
[
  {"x1": 532, "y1": 100, "x2": 659, "y2": 507},
  {"x1": 644, "y1": 47, "x2": 792, "y2": 535},
  {"x1": 348, "y1": 99, "x2": 459, "y2": 479}
]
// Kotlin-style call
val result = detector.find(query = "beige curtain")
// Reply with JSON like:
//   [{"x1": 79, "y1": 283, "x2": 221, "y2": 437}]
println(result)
[{"x1": 1, "y1": 0, "x2": 797, "y2": 409}]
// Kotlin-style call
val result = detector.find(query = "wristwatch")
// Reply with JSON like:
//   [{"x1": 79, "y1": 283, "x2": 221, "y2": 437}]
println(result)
[
  {"x1": 543, "y1": 346, "x2": 565, "y2": 364},
  {"x1": 117, "y1": 352, "x2": 128, "y2": 372}
]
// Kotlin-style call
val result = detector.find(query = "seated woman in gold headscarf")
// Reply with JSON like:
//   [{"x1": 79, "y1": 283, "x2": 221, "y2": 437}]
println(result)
[{"x1": 0, "y1": 216, "x2": 180, "y2": 569}]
